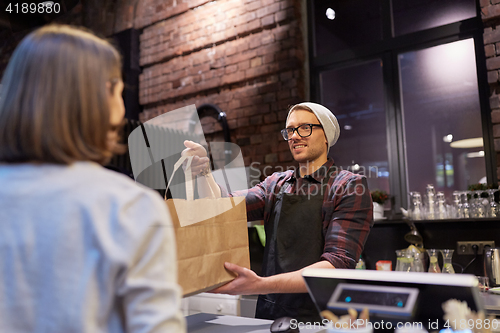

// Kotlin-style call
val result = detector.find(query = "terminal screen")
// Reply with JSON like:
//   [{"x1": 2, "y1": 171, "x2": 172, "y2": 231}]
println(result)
[{"x1": 336, "y1": 288, "x2": 410, "y2": 308}]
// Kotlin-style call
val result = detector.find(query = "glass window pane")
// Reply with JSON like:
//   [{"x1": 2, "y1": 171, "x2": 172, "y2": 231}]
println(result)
[
  {"x1": 400, "y1": 39, "x2": 485, "y2": 199},
  {"x1": 320, "y1": 60, "x2": 389, "y2": 195},
  {"x1": 392, "y1": 0, "x2": 477, "y2": 36},
  {"x1": 313, "y1": 0, "x2": 382, "y2": 57}
]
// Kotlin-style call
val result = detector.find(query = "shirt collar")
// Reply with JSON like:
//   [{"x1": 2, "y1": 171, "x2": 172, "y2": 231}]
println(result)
[{"x1": 289, "y1": 158, "x2": 335, "y2": 183}]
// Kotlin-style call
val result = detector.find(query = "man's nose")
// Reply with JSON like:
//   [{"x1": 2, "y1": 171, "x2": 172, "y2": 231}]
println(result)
[{"x1": 289, "y1": 129, "x2": 300, "y2": 140}]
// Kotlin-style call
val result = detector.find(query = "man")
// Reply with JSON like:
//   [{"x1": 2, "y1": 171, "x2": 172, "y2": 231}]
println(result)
[{"x1": 183, "y1": 102, "x2": 373, "y2": 322}]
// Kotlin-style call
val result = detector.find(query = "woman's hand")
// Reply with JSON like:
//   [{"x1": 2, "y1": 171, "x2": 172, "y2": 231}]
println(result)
[{"x1": 182, "y1": 140, "x2": 210, "y2": 176}]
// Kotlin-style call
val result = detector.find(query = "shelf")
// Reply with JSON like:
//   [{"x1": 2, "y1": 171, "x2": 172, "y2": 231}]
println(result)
[{"x1": 374, "y1": 217, "x2": 500, "y2": 225}]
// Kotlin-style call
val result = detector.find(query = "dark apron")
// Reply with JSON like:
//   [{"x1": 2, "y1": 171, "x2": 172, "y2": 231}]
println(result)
[{"x1": 255, "y1": 169, "x2": 333, "y2": 322}]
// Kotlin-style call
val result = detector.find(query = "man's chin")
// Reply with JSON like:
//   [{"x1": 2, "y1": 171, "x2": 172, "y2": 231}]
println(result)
[
  {"x1": 292, "y1": 152, "x2": 325, "y2": 165},
  {"x1": 292, "y1": 153, "x2": 309, "y2": 163}
]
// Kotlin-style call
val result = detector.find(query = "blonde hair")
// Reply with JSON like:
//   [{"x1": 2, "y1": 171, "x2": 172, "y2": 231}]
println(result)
[{"x1": 0, "y1": 24, "x2": 123, "y2": 165}]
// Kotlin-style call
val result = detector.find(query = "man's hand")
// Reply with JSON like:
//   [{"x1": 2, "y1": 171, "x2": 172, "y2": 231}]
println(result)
[
  {"x1": 210, "y1": 260, "x2": 335, "y2": 296},
  {"x1": 182, "y1": 140, "x2": 210, "y2": 176},
  {"x1": 209, "y1": 262, "x2": 265, "y2": 295}
]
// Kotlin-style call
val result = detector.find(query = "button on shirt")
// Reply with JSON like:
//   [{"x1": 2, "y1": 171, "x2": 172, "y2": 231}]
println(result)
[{"x1": 231, "y1": 159, "x2": 374, "y2": 269}]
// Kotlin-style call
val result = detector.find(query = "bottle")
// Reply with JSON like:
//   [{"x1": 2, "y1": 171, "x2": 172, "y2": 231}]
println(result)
[
  {"x1": 425, "y1": 184, "x2": 436, "y2": 219},
  {"x1": 410, "y1": 192, "x2": 423, "y2": 220},
  {"x1": 436, "y1": 191, "x2": 447, "y2": 219},
  {"x1": 356, "y1": 256, "x2": 366, "y2": 270}
]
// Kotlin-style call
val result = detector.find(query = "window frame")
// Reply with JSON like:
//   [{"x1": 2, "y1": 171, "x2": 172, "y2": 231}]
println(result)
[{"x1": 307, "y1": 0, "x2": 495, "y2": 212}]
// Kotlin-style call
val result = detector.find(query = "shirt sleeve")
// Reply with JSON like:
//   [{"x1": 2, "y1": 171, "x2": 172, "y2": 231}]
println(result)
[
  {"x1": 320, "y1": 174, "x2": 374, "y2": 269},
  {"x1": 116, "y1": 192, "x2": 186, "y2": 333}
]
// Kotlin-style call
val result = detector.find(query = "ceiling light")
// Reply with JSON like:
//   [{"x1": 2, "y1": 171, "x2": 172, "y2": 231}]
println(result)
[
  {"x1": 443, "y1": 134, "x2": 453, "y2": 143},
  {"x1": 326, "y1": 8, "x2": 335, "y2": 20},
  {"x1": 344, "y1": 125, "x2": 352, "y2": 130},
  {"x1": 466, "y1": 151, "x2": 485, "y2": 158},
  {"x1": 450, "y1": 137, "x2": 483, "y2": 149}
]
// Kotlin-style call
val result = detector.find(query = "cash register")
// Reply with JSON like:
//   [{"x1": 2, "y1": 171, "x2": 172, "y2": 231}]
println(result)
[
  {"x1": 186, "y1": 270, "x2": 488, "y2": 332},
  {"x1": 302, "y1": 268, "x2": 483, "y2": 330}
]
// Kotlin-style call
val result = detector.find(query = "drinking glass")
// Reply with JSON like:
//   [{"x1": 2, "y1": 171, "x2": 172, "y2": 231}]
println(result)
[
  {"x1": 440, "y1": 249, "x2": 455, "y2": 274},
  {"x1": 468, "y1": 191, "x2": 478, "y2": 218},
  {"x1": 436, "y1": 191, "x2": 447, "y2": 219},
  {"x1": 474, "y1": 190, "x2": 487, "y2": 218},
  {"x1": 427, "y1": 249, "x2": 441, "y2": 273},
  {"x1": 462, "y1": 191, "x2": 470, "y2": 218},
  {"x1": 412, "y1": 252, "x2": 425, "y2": 272},
  {"x1": 452, "y1": 191, "x2": 462, "y2": 218},
  {"x1": 487, "y1": 189, "x2": 498, "y2": 218},
  {"x1": 476, "y1": 276, "x2": 489, "y2": 292},
  {"x1": 395, "y1": 249, "x2": 413, "y2": 272},
  {"x1": 453, "y1": 191, "x2": 464, "y2": 219}
]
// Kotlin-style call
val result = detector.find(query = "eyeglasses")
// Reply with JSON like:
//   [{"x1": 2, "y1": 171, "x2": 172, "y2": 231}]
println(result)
[{"x1": 281, "y1": 124, "x2": 323, "y2": 141}]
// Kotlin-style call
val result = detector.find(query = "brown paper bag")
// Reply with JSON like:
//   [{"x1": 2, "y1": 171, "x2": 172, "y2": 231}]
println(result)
[{"x1": 165, "y1": 155, "x2": 250, "y2": 297}]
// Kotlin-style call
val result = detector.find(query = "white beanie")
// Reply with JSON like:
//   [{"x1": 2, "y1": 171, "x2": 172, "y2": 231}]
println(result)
[{"x1": 287, "y1": 102, "x2": 340, "y2": 149}]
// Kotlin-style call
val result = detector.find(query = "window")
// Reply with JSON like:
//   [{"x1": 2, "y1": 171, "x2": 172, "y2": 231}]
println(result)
[
  {"x1": 320, "y1": 60, "x2": 389, "y2": 194},
  {"x1": 308, "y1": 0, "x2": 494, "y2": 212},
  {"x1": 400, "y1": 39, "x2": 485, "y2": 198},
  {"x1": 392, "y1": 0, "x2": 476, "y2": 36}
]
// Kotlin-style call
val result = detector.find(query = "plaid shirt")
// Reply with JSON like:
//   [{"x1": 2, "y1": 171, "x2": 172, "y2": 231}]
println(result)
[{"x1": 231, "y1": 159, "x2": 373, "y2": 269}]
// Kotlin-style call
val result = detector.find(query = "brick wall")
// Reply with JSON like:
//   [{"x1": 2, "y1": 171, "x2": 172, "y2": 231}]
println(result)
[
  {"x1": 0, "y1": 0, "x2": 306, "y2": 175},
  {"x1": 135, "y1": 0, "x2": 306, "y2": 172},
  {"x1": 481, "y1": 0, "x2": 500, "y2": 179}
]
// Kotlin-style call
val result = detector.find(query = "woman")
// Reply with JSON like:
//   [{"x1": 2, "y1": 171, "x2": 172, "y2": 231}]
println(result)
[{"x1": 0, "y1": 25, "x2": 185, "y2": 332}]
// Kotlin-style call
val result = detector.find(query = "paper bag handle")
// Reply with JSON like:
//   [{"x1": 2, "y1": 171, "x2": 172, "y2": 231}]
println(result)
[{"x1": 164, "y1": 155, "x2": 216, "y2": 201}]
